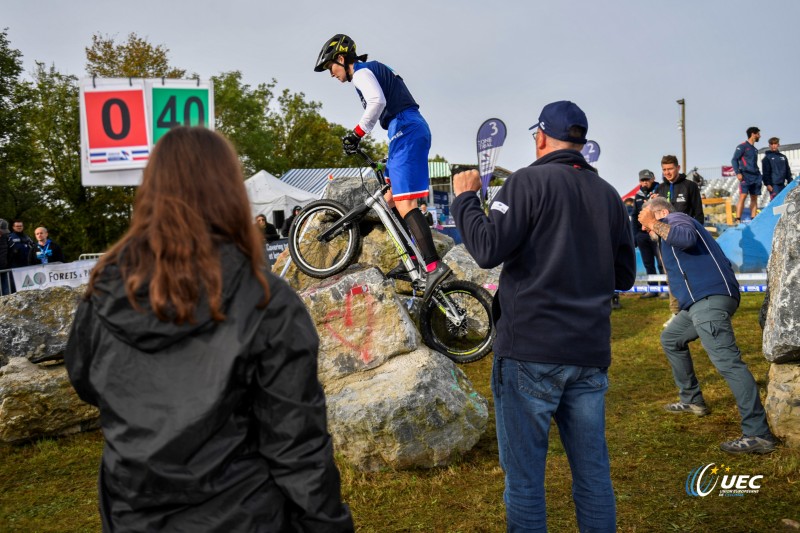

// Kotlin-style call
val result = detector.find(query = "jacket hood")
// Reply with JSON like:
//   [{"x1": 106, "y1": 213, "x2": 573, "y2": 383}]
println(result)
[
  {"x1": 90, "y1": 243, "x2": 250, "y2": 353},
  {"x1": 665, "y1": 173, "x2": 687, "y2": 185}
]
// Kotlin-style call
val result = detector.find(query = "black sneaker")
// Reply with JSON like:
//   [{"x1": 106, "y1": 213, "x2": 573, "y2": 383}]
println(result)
[
  {"x1": 423, "y1": 262, "x2": 452, "y2": 299},
  {"x1": 385, "y1": 261, "x2": 414, "y2": 282},
  {"x1": 720, "y1": 433, "x2": 778, "y2": 455}
]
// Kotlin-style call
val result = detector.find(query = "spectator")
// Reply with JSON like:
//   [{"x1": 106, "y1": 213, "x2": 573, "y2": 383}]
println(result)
[
  {"x1": 632, "y1": 169, "x2": 667, "y2": 299},
  {"x1": 64, "y1": 127, "x2": 353, "y2": 531},
  {"x1": 655, "y1": 155, "x2": 704, "y2": 224},
  {"x1": 0, "y1": 219, "x2": 10, "y2": 295},
  {"x1": 281, "y1": 205, "x2": 302, "y2": 238},
  {"x1": 28, "y1": 227, "x2": 65, "y2": 265},
  {"x1": 419, "y1": 201, "x2": 434, "y2": 226},
  {"x1": 451, "y1": 100, "x2": 635, "y2": 532},
  {"x1": 7, "y1": 219, "x2": 33, "y2": 268},
  {"x1": 762, "y1": 136, "x2": 793, "y2": 200},
  {"x1": 656, "y1": 155, "x2": 704, "y2": 326},
  {"x1": 255, "y1": 214, "x2": 280, "y2": 242},
  {"x1": 639, "y1": 196, "x2": 777, "y2": 455},
  {"x1": 731, "y1": 127, "x2": 764, "y2": 221}
]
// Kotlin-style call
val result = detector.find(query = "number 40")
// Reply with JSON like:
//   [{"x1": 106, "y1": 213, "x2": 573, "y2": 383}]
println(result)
[{"x1": 156, "y1": 95, "x2": 205, "y2": 129}]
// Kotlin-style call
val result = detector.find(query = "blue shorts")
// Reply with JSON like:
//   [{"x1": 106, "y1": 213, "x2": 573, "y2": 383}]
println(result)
[
  {"x1": 385, "y1": 109, "x2": 431, "y2": 201},
  {"x1": 739, "y1": 174, "x2": 761, "y2": 196}
]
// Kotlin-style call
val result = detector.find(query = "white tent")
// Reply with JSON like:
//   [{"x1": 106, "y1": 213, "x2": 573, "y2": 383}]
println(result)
[{"x1": 244, "y1": 170, "x2": 317, "y2": 226}]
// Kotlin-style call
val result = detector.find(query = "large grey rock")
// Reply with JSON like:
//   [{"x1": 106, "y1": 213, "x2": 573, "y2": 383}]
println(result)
[
  {"x1": 324, "y1": 346, "x2": 489, "y2": 471},
  {"x1": 0, "y1": 357, "x2": 99, "y2": 443},
  {"x1": 443, "y1": 244, "x2": 502, "y2": 295},
  {"x1": 763, "y1": 187, "x2": 800, "y2": 363},
  {"x1": 765, "y1": 362, "x2": 800, "y2": 448},
  {"x1": 0, "y1": 286, "x2": 83, "y2": 367},
  {"x1": 301, "y1": 267, "x2": 419, "y2": 382},
  {"x1": 322, "y1": 173, "x2": 382, "y2": 223}
]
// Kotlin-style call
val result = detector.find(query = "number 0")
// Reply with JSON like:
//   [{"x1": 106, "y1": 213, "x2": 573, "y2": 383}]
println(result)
[{"x1": 102, "y1": 98, "x2": 131, "y2": 140}]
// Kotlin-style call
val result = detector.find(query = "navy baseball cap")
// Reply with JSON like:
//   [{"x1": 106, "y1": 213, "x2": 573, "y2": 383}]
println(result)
[{"x1": 529, "y1": 100, "x2": 588, "y2": 145}]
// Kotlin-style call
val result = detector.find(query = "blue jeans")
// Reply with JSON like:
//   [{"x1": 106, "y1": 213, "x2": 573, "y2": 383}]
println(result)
[
  {"x1": 492, "y1": 357, "x2": 616, "y2": 533},
  {"x1": 660, "y1": 295, "x2": 769, "y2": 436}
]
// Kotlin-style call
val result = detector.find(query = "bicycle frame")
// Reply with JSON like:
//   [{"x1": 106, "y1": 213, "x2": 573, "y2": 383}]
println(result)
[
  {"x1": 311, "y1": 148, "x2": 466, "y2": 325},
  {"x1": 315, "y1": 149, "x2": 426, "y2": 287}
]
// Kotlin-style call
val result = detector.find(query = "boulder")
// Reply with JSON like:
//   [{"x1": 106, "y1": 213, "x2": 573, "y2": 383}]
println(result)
[
  {"x1": 322, "y1": 173, "x2": 382, "y2": 224},
  {"x1": 0, "y1": 286, "x2": 83, "y2": 367},
  {"x1": 0, "y1": 357, "x2": 99, "y2": 443},
  {"x1": 302, "y1": 266, "x2": 490, "y2": 469},
  {"x1": 324, "y1": 346, "x2": 489, "y2": 471},
  {"x1": 443, "y1": 244, "x2": 502, "y2": 294},
  {"x1": 301, "y1": 266, "x2": 419, "y2": 382},
  {"x1": 765, "y1": 362, "x2": 800, "y2": 448},
  {"x1": 763, "y1": 187, "x2": 800, "y2": 363}
]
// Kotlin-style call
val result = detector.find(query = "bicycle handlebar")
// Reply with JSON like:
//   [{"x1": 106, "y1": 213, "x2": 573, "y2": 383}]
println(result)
[{"x1": 352, "y1": 147, "x2": 388, "y2": 186}]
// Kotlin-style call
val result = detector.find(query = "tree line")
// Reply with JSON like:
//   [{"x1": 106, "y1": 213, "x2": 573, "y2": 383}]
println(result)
[{"x1": 0, "y1": 30, "x2": 387, "y2": 260}]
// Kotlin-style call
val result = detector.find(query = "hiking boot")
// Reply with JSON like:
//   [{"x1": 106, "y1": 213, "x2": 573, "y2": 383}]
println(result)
[
  {"x1": 640, "y1": 292, "x2": 658, "y2": 299},
  {"x1": 720, "y1": 433, "x2": 778, "y2": 455},
  {"x1": 664, "y1": 402, "x2": 710, "y2": 417},
  {"x1": 424, "y1": 262, "x2": 452, "y2": 298},
  {"x1": 385, "y1": 261, "x2": 415, "y2": 282},
  {"x1": 658, "y1": 292, "x2": 670, "y2": 299}
]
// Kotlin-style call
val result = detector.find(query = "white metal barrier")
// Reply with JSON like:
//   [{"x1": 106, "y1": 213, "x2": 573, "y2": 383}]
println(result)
[{"x1": 622, "y1": 273, "x2": 767, "y2": 293}]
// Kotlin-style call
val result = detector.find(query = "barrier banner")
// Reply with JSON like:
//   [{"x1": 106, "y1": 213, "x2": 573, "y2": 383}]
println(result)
[
  {"x1": 10, "y1": 260, "x2": 98, "y2": 292},
  {"x1": 266, "y1": 239, "x2": 289, "y2": 266},
  {"x1": 476, "y1": 118, "x2": 507, "y2": 204}
]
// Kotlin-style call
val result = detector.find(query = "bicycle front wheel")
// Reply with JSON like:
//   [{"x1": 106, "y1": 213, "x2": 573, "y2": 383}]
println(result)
[
  {"x1": 288, "y1": 200, "x2": 361, "y2": 278},
  {"x1": 419, "y1": 280, "x2": 495, "y2": 364}
]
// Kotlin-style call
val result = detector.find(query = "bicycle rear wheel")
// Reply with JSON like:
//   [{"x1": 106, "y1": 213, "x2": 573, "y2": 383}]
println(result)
[
  {"x1": 419, "y1": 280, "x2": 495, "y2": 364},
  {"x1": 288, "y1": 200, "x2": 361, "y2": 278}
]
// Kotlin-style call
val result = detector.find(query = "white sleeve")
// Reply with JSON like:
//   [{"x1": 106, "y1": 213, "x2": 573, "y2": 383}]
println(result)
[{"x1": 351, "y1": 68, "x2": 386, "y2": 135}]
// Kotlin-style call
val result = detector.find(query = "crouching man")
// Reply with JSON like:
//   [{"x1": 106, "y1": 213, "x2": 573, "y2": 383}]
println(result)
[{"x1": 638, "y1": 197, "x2": 777, "y2": 454}]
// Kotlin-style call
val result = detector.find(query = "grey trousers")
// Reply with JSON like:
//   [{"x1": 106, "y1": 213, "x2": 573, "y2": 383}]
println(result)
[{"x1": 660, "y1": 294, "x2": 770, "y2": 436}]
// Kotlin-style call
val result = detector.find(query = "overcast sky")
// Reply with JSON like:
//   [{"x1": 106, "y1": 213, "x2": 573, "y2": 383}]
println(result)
[{"x1": 4, "y1": 0, "x2": 798, "y2": 194}]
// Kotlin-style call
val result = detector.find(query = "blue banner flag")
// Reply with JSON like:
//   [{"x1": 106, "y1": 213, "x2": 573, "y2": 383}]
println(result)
[
  {"x1": 581, "y1": 140, "x2": 601, "y2": 164},
  {"x1": 476, "y1": 119, "x2": 507, "y2": 202}
]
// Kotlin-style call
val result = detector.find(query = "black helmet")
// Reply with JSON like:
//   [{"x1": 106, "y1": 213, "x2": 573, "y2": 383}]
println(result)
[{"x1": 314, "y1": 34, "x2": 363, "y2": 72}]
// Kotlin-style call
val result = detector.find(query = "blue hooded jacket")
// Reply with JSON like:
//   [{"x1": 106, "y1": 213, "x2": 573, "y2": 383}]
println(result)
[{"x1": 658, "y1": 212, "x2": 739, "y2": 310}]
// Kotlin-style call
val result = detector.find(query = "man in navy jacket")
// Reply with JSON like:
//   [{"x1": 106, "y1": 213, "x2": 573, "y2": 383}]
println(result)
[
  {"x1": 639, "y1": 196, "x2": 776, "y2": 454},
  {"x1": 732, "y1": 127, "x2": 764, "y2": 221},
  {"x1": 762, "y1": 137, "x2": 793, "y2": 199},
  {"x1": 452, "y1": 101, "x2": 635, "y2": 532}
]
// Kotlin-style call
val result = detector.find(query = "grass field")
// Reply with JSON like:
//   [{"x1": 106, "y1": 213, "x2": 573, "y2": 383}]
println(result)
[{"x1": 1, "y1": 293, "x2": 798, "y2": 532}]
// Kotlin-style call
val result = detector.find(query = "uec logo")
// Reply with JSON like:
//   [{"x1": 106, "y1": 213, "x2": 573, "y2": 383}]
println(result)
[{"x1": 686, "y1": 463, "x2": 763, "y2": 497}]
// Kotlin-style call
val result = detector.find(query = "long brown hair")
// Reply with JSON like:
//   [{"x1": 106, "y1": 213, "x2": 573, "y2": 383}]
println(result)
[{"x1": 88, "y1": 127, "x2": 269, "y2": 323}]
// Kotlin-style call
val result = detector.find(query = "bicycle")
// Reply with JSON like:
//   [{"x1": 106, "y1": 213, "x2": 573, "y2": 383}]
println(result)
[{"x1": 288, "y1": 147, "x2": 495, "y2": 364}]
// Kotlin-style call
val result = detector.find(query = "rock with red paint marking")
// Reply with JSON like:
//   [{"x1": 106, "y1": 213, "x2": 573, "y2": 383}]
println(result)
[
  {"x1": 300, "y1": 266, "x2": 421, "y2": 382},
  {"x1": 323, "y1": 346, "x2": 489, "y2": 471}
]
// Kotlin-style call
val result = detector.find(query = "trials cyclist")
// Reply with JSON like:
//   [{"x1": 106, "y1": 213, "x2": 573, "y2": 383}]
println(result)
[{"x1": 313, "y1": 34, "x2": 451, "y2": 293}]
